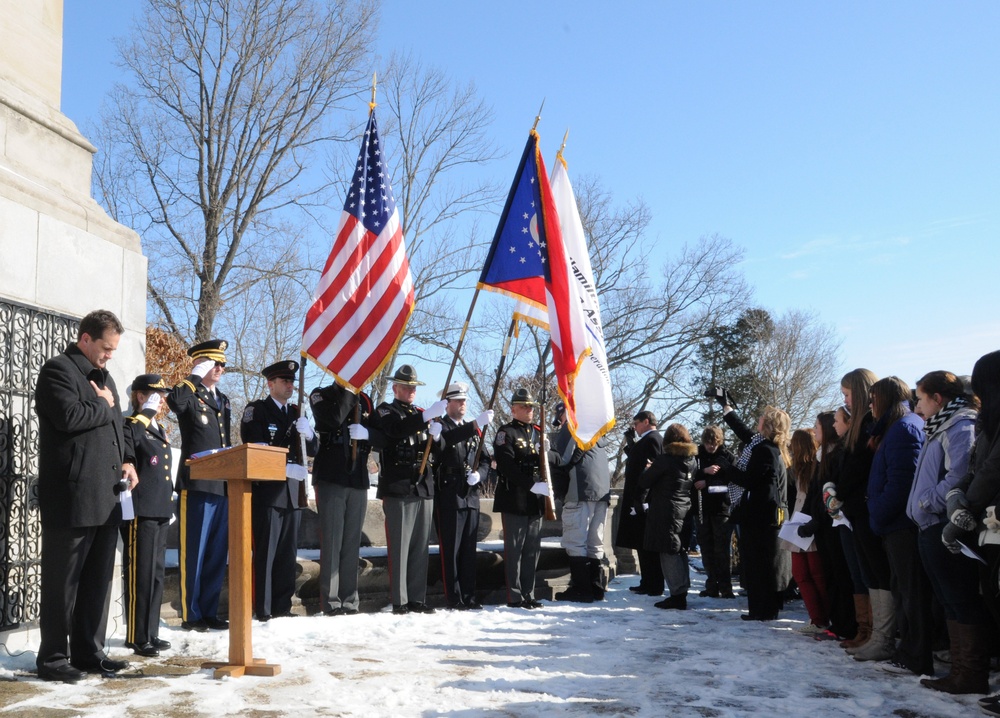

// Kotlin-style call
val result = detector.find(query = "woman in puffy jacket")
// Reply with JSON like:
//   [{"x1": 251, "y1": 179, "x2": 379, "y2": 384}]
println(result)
[{"x1": 639, "y1": 423, "x2": 698, "y2": 610}]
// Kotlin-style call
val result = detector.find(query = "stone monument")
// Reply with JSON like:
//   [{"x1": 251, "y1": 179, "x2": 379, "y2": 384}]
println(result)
[{"x1": 0, "y1": 0, "x2": 147, "y2": 637}]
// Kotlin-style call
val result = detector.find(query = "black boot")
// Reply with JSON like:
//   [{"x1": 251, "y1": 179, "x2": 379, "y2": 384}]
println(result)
[
  {"x1": 588, "y1": 558, "x2": 606, "y2": 601},
  {"x1": 555, "y1": 556, "x2": 594, "y2": 603}
]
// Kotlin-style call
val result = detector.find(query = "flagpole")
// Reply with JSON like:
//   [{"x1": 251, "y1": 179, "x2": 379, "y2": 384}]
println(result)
[
  {"x1": 537, "y1": 366, "x2": 557, "y2": 522},
  {"x1": 470, "y1": 316, "x2": 518, "y2": 472},
  {"x1": 555, "y1": 128, "x2": 569, "y2": 163},
  {"x1": 370, "y1": 71, "x2": 377, "y2": 111},
  {"x1": 296, "y1": 360, "x2": 309, "y2": 508}
]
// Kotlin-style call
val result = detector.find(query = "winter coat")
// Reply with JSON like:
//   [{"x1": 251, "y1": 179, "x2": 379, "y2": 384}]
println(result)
[
  {"x1": 955, "y1": 423, "x2": 1000, "y2": 521},
  {"x1": 493, "y1": 419, "x2": 560, "y2": 516},
  {"x1": 551, "y1": 425, "x2": 611, "y2": 504},
  {"x1": 906, "y1": 407, "x2": 977, "y2": 530},
  {"x1": 616, "y1": 429, "x2": 663, "y2": 550},
  {"x1": 836, "y1": 412, "x2": 875, "y2": 523},
  {"x1": 724, "y1": 412, "x2": 789, "y2": 529},
  {"x1": 638, "y1": 441, "x2": 697, "y2": 554},
  {"x1": 867, "y1": 411, "x2": 924, "y2": 536},
  {"x1": 692, "y1": 445, "x2": 736, "y2": 519}
]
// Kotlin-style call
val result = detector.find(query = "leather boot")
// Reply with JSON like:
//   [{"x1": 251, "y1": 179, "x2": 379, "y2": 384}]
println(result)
[
  {"x1": 555, "y1": 557, "x2": 594, "y2": 603},
  {"x1": 588, "y1": 558, "x2": 606, "y2": 601},
  {"x1": 853, "y1": 589, "x2": 896, "y2": 662},
  {"x1": 841, "y1": 593, "x2": 872, "y2": 649},
  {"x1": 923, "y1": 623, "x2": 990, "y2": 694},
  {"x1": 920, "y1": 619, "x2": 960, "y2": 692}
]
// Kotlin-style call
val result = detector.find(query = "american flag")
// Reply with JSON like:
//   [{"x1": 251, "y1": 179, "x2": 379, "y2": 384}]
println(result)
[{"x1": 302, "y1": 110, "x2": 414, "y2": 392}]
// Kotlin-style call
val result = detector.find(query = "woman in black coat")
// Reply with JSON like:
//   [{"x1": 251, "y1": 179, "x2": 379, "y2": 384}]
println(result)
[
  {"x1": 639, "y1": 424, "x2": 698, "y2": 610},
  {"x1": 722, "y1": 403, "x2": 792, "y2": 621}
]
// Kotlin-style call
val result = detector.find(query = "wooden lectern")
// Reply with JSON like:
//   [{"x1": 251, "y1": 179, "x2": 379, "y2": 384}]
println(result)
[{"x1": 186, "y1": 443, "x2": 288, "y2": 678}]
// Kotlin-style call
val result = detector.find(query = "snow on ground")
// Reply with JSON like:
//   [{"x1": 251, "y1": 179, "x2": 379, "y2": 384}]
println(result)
[{"x1": 0, "y1": 568, "x2": 988, "y2": 717}]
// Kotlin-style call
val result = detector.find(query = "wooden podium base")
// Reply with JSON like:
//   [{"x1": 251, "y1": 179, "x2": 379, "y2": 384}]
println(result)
[{"x1": 202, "y1": 658, "x2": 281, "y2": 679}]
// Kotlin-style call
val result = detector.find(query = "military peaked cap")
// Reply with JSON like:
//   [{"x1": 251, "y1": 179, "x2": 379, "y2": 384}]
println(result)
[
  {"x1": 188, "y1": 339, "x2": 228, "y2": 364},
  {"x1": 262, "y1": 360, "x2": 299, "y2": 381},
  {"x1": 389, "y1": 364, "x2": 424, "y2": 386},
  {"x1": 132, "y1": 373, "x2": 169, "y2": 393},
  {"x1": 442, "y1": 381, "x2": 469, "y2": 400}
]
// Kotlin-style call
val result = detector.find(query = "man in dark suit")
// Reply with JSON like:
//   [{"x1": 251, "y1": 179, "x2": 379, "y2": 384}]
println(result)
[
  {"x1": 616, "y1": 410, "x2": 665, "y2": 595},
  {"x1": 240, "y1": 360, "x2": 317, "y2": 620},
  {"x1": 34, "y1": 309, "x2": 138, "y2": 682},
  {"x1": 167, "y1": 338, "x2": 232, "y2": 632}
]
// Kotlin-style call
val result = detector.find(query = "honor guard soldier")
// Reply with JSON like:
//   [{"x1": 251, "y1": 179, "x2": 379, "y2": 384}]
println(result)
[
  {"x1": 493, "y1": 388, "x2": 560, "y2": 609},
  {"x1": 121, "y1": 374, "x2": 174, "y2": 657},
  {"x1": 433, "y1": 382, "x2": 493, "y2": 610},
  {"x1": 368, "y1": 364, "x2": 447, "y2": 614},
  {"x1": 167, "y1": 338, "x2": 232, "y2": 632},
  {"x1": 240, "y1": 360, "x2": 318, "y2": 621},
  {"x1": 309, "y1": 382, "x2": 385, "y2": 616},
  {"x1": 33, "y1": 310, "x2": 137, "y2": 682}
]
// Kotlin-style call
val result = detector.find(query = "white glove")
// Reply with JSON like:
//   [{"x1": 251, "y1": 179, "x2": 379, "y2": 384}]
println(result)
[
  {"x1": 530, "y1": 481, "x2": 550, "y2": 497},
  {"x1": 349, "y1": 423, "x2": 369, "y2": 441},
  {"x1": 422, "y1": 399, "x2": 448, "y2": 422},
  {"x1": 475, "y1": 409, "x2": 494, "y2": 428},
  {"x1": 295, "y1": 416, "x2": 315, "y2": 440},
  {"x1": 428, "y1": 421, "x2": 443, "y2": 440},
  {"x1": 534, "y1": 437, "x2": 551, "y2": 453},
  {"x1": 466, "y1": 471, "x2": 481, "y2": 486},
  {"x1": 986, "y1": 506, "x2": 1000, "y2": 533},
  {"x1": 142, "y1": 393, "x2": 162, "y2": 412},
  {"x1": 286, "y1": 464, "x2": 309, "y2": 481},
  {"x1": 191, "y1": 360, "x2": 213, "y2": 379}
]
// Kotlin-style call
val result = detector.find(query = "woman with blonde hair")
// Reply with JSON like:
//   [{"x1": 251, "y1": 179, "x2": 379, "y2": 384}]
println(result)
[{"x1": 714, "y1": 397, "x2": 792, "y2": 621}]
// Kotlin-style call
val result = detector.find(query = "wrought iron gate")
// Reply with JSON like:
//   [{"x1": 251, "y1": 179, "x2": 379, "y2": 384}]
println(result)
[{"x1": 0, "y1": 298, "x2": 78, "y2": 630}]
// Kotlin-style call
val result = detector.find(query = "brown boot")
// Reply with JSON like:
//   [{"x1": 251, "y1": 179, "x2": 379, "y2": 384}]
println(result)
[
  {"x1": 925, "y1": 623, "x2": 989, "y2": 695},
  {"x1": 841, "y1": 593, "x2": 872, "y2": 650},
  {"x1": 920, "y1": 619, "x2": 960, "y2": 692}
]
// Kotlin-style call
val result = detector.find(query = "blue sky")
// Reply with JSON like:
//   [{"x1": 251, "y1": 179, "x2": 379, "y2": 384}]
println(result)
[{"x1": 61, "y1": 0, "x2": 999, "y2": 389}]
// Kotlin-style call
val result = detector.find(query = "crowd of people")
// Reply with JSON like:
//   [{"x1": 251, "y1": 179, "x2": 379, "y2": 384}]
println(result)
[
  {"x1": 619, "y1": 354, "x2": 1000, "y2": 709},
  {"x1": 30, "y1": 308, "x2": 1000, "y2": 710}
]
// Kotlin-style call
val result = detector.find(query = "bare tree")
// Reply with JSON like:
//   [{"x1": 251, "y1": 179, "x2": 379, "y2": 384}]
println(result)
[
  {"x1": 744, "y1": 308, "x2": 843, "y2": 429},
  {"x1": 94, "y1": 0, "x2": 377, "y2": 344}
]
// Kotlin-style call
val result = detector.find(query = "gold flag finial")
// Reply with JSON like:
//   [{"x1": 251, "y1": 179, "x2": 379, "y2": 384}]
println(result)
[
  {"x1": 531, "y1": 98, "x2": 545, "y2": 132},
  {"x1": 556, "y1": 128, "x2": 570, "y2": 162},
  {"x1": 369, "y1": 72, "x2": 377, "y2": 111}
]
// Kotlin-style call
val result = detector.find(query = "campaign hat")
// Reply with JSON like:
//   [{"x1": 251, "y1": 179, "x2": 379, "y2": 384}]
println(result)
[
  {"x1": 389, "y1": 364, "x2": 424, "y2": 386},
  {"x1": 510, "y1": 387, "x2": 539, "y2": 406}
]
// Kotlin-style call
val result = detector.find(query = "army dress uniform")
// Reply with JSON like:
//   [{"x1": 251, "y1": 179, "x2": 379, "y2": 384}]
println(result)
[
  {"x1": 240, "y1": 361, "x2": 318, "y2": 620},
  {"x1": 435, "y1": 412, "x2": 488, "y2": 610},
  {"x1": 120, "y1": 374, "x2": 174, "y2": 655},
  {"x1": 309, "y1": 383, "x2": 384, "y2": 615},
  {"x1": 166, "y1": 339, "x2": 232, "y2": 629}
]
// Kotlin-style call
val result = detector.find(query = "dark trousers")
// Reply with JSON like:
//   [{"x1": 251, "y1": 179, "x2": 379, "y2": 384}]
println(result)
[
  {"x1": 37, "y1": 523, "x2": 118, "y2": 670},
  {"x1": 838, "y1": 524, "x2": 869, "y2": 592},
  {"x1": 120, "y1": 517, "x2": 169, "y2": 645},
  {"x1": 252, "y1": 501, "x2": 302, "y2": 618},
  {"x1": 884, "y1": 526, "x2": 935, "y2": 674},
  {"x1": 739, "y1": 524, "x2": 783, "y2": 618},
  {"x1": 501, "y1": 513, "x2": 542, "y2": 603},
  {"x1": 179, "y1": 490, "x2": 228, "y2": 622},
  {"x1": 315, "y1": 482, "x2": 367, "y2": 612},
  {"x1": 853, "y1": 513, "x2": 892, "y2": 590},
  {"x1": 697, "y1": 514, "x2": 734, "y2": 594},
  {"x1": 436, "y1": 502, "x2": 479, "y2": 606},
  {"x1": 637, "y1": 549, "x2": 665, "y2": 593},
  {"x1": 918, "y1": 522, "x2": 989, "y2": 624}
]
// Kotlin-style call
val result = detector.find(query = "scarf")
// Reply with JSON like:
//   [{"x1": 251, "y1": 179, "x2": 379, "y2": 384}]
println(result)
[
  {"x1": 923, "y1": 395, "x2": 969, "y2": 444},
  {"x1": 729, "y1": 433, "x2": 765, "y2": 507}
]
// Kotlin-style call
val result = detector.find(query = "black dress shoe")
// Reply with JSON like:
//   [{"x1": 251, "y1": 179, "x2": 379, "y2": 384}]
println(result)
[
  {"x1": 628, "y1": 585, "x2": 647, "y2": 593},
  {"x1": 506, "y1": 602, "x2": 526, "y2": 609},
  {"x1": 181, "y1": 619, "x2": 209, "y2": 632},
  {"x1": 257, "y1": 614, "x2": 271, "y2": 622},
  {"x1": 205, "y1": 617, "x2": 229, "y2": 630},
  {"x1": 125, "y1": 641, "x2": 160, "y2": 657},
  {"x1": 323, "y1": 608, "x2": 342, "y2": 616},
  {"x1": 72, "y1": 656, "x2": 129, "y2": 673},
  {"x1": 465, "y1": 601, "x2": 483, "y2": 610},
  {"x1": 392, "y1": 604, "x2": 409, "y2": 615},
  {"x1": 406, "y1": 602, "x2": 436, "y2": 614},
  {"x1": 341, "y1": 607, "x2": 359, "y2": 615},
  {"x1": 37, "y1": 663, "x2": 87, "y2": 683},
  {"x1": 522, "y1": 599, "x2": 543, "y2": 609},
  {"x1": 151, "y1": 638, "x2": 172, "y2": 651}
]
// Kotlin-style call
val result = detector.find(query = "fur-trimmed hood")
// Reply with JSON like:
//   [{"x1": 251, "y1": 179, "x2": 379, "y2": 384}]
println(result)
[{"x1": 662, "y1": 441, "x2": 698, "y2": 457}]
